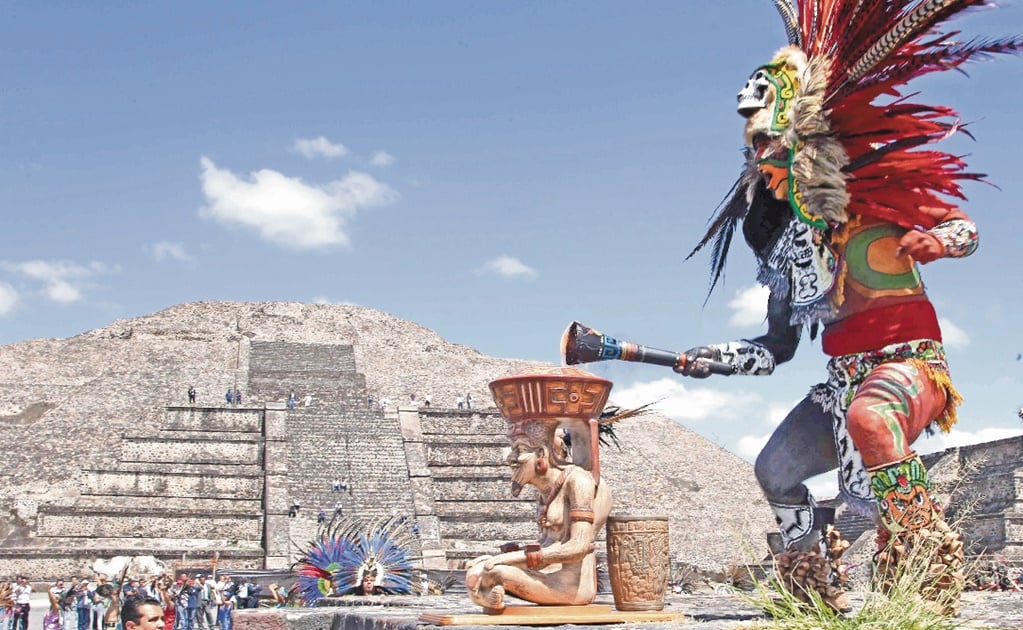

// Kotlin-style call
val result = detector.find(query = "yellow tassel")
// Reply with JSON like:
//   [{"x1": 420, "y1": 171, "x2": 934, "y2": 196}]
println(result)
[{"x1": 910, "y1": 359, "x2": 962, "y2": 433}]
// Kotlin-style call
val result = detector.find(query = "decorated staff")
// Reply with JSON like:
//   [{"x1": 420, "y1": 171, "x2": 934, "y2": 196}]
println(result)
[
  {"x1": 679, "y1": 0, "x2": 1022, "y2": 615},
  {"x1": 562, "y1": 321, "x2": 735, "y2": 376}
]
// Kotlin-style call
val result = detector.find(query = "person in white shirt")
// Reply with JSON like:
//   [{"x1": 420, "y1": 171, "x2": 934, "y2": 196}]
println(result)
[{"x1": 12, "y1": 576, "x2": 32, "y2": 630}]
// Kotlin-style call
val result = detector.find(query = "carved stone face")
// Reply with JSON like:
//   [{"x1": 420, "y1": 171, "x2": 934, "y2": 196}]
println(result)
[{"x1": 507, "y1": 442, "x2": 539, "y2": 498}]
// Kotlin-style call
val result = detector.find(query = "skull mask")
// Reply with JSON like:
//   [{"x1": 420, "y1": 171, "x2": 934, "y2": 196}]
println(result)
[
  {"x1": 737, "y1": 48, "x2": 807, "y2": 149},
  {"x1": 737, "y1": 69, "x2": 772, "y2": 118}
]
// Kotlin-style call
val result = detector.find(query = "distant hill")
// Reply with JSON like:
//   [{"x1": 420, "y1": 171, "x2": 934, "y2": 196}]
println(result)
[{"x1": 0, "y1": 301, "x2": 774, "y2": 569}]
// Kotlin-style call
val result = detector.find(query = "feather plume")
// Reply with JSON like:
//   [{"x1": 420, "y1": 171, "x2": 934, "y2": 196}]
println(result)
[
  {"x1": 843, "y1": 0, "x2": 988, "y2": 85},
  {"x1": 292, "y1": 515, "x2": 419, "y2": 605},
  {"x1": 0, "y1": 582, "x2": 13, "y2": 609},
  {"x1": 687, "y1": 164, "x2": 759, "y2": 298},
  {"x1": 597, "y1": 401, "x2": 658, "y2": 450},
  {"x1": 859, "y1": 34, "x2": 1023, "y2": 89},
  {"x1": 774, "y1": 0, "x2": 803, "y2": 46}
]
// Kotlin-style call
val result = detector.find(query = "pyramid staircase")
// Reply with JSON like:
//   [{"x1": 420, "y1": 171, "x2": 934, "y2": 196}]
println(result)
[
  {"x1": 31, "y1": 406, "x2": 267, "y2": 569},
  {"x1": 408, "y1": 408, "x2": 537, "y2": 566}
]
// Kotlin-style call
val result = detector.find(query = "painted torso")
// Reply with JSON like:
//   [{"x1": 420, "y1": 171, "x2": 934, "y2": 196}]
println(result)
[
  {"x1": 821, "y1": 216, "x2": 940, "y2": 356},
  {"x1": 835, "y1": 217, "x2": 927, "y2": 318}
]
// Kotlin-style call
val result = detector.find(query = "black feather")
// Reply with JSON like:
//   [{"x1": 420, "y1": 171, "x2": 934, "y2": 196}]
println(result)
[{"x1": 686, "y1": 173, "x2": 752, "y2": 300}]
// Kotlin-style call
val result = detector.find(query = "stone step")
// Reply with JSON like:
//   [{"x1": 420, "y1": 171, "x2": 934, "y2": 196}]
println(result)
[
  {"x1": 163, "y1": 407, "x2": 263, "y2": 433},
  {"x1": 12, "y1": 537, "x2": 264, "y2": 554},
  {"x1": 426, "y1": 465, "x2": 510, "y2": 481},
  {"x1": 419, "y1": 413, "x2": 506, "y2": 436},
  {"x1": 995, "y1": 542, "x2": 1023, "y2": 563},
  {"x1": 248, "y1": 341, "x2": 357, "y2": 372},
  {"x1": 437, "y1": 516, "x2": 539, "y2": 542},
  {"x1": 86, "y1": 469, "x2": 262, "y2": 498},
  {"x1": 834, "y1": 509, "x2": 876, "y2": 545},
  {"x1": 95, "y1": 462, "x2": 263, "y2": 476},
  {"x1": 1002, "y1": 513, "x2": 1023, "y2": 541},
  {"x1": 120, "y1": 437, "x2": 261, "y2": 465},
  {"x1": 426, "y1": 443, "x2": 508, "y2": 467},
  {"x1": 1012, "y1": 471, "x2": 1023, "y2": 506},
  {"x1": 76, "y1": 494, "x2": 262, "y2": 513},
  {"x1": 434, "y1": 500, "x2": 534, "y2": 520},
  {"x1": 429, "y1": 478, "x2": 515, "y2": 499},
  {"x1": 125, "y1": 429, "x2": 262, "y2": 442},
  {"x1": 37, "y1": 507, "x2": 262, "y2": 540}
]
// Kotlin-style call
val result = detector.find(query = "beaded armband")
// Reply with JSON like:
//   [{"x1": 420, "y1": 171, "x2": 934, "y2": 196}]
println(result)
[
  {"x1": 708, "y1": 340, "x2": 775, "y2": 375},
  {"x1": 524, "y1": 543, "x2": 544, "y2": 569},
  {"x1": 928, "y1": 219, "x2": 978, "y2": 258},
  {"x1": 569, "y1": 507, "x2": 594, "y2": 523}
]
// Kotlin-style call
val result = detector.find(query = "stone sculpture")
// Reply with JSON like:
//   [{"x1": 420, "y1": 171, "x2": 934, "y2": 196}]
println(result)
[{"x1": 465, "y1": 367, "x2": 612, "y2": 612}]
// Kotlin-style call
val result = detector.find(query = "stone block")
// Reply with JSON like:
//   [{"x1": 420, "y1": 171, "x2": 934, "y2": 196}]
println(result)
[
  {"x1": 264, "y1": 409, "x2": 288, "y2": 441},
  {"x1": 426, "y1": 443, "x2": 506, "y2": 467},
  {"x1": 434, "y1": 500, "x2": 533, "y2": 520},
  {"x1": 265, "y1": 514, "x2": 292, "y2": 560},
  {"x1": 265, "y1": 439, "x2": 288, "y2": 475},
  {"x1": 408, "y1": 477, "x2": 435, "y2": 515},
  {"x1": 430, "y1": 478, "x2": 511, "y2": 500},
  {"x1": 121, "y1": 438, "x2": 260, "y2": 465},
  {"x1": 89, "y1": 470, "x2": 261, "y2": 499},
  {"x1": 439, "y1": 517, "x2": 538, "y2": 542},
  {"x1": 37, "y1": 510, "x2": 262, "y2": 541},
  {"x1": 164, "y1": 407, "x2": 263, "y2": 433},
  {"x1": 233, "y1": 609, "x2": 287, "y2": 630},
  {"x1": 403, "y1": 443, "x2": 430, "y2": 478},
  {"x1": 265, "y1": 473, "x2": 289, "y2": 513},
  {"x1": 420, "y1": 412, "x2": 506, "y2": 436},
  {"x1": 397, "y1": 408, "x2": 423, "y2": 441}
]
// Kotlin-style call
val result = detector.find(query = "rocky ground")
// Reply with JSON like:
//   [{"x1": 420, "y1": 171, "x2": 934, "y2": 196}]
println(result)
[
  {"x1": 245, "y1": 590, "x2": 1023, "y2": 629},
  {"x1": 23, "y1": 587, "x2": 1023, "y2": 629}
]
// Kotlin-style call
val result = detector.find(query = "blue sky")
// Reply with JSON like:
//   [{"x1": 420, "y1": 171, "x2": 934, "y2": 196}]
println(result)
[{"x1": 3, "y1": 1, "x2": 1022, "y2": 496}]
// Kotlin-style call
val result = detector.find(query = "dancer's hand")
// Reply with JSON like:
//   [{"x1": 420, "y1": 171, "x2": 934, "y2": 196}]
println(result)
[
  {"x1": 675, "y1": 347, "x2": 718, "y2": 378},
  {"x1": 896, "y1": 228, "x2": 944, "y2": 263}
]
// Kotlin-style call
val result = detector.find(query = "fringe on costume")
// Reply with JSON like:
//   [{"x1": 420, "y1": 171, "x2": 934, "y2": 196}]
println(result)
[{"x1": 908, "y1": 357, "x2": 962, "y2": 433}]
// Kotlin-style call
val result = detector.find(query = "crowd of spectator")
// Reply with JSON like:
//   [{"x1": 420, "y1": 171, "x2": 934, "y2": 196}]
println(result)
[{"x1": 2, "y1": 572, "x2": 286, "y2": 630}]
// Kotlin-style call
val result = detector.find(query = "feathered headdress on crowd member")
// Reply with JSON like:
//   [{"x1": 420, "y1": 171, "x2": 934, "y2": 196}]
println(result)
[
  {"x1": 689, "y1": 0, "x2": 1023, "y2": 322},
  {"x1": 292, "y1": 515, "x2": 419, "y2": 605},
  {"x1": 0, "y1": 582, "x2": 13, "y2": 609}
]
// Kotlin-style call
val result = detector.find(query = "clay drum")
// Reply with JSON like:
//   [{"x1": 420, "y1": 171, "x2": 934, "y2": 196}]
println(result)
[{"x1": 605, "y1": 515, "x2": 670, "y2": 611}]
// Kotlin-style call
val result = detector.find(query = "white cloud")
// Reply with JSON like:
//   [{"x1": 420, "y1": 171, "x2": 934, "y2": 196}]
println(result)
[
  {"x1": 477, "y1": 255, "x2": 538, "y2": 280},
  {"x1": 290, "y1": 136, "x2": 348, "y2": 160},
  {"x1": 938, "y1": 317, "x2": 969, "y2": 349},
  {"x1": 312, "y1": 296, "x2": 359, "y2": 306},
  {"x1": 735, "y1": 431, "x2": 772, "y2": 459},
  {"x1": 728, "y1": 284, "x2": 769, "y2": 327},
  {"x1": 805, "y1": 472, "x2": 840, "y2": 499},
  {"x1": 733, "y1": 401, "x2": 798, "y2": 458},
  {"x1": 0, "y1": 260, "x2": 117, "y2": 304},
  {"x1": 151, "y1": 241, "x2": 196, "y2": 264},
  {"x1": 922, "y1": 426, "x2": 1023, "y2": 452},
  {"x1": 198, "y1": 157, "x2": 399, "y2": 250},
  {"x1": 0, "y1": 282, "x2": 19, "y2": 315},
  {"x1": 370, "y1": 151, "x2": 395, "y2": 167},
  {"x1": 610, "y1": 377, "x2": 760, "y2": 422}
]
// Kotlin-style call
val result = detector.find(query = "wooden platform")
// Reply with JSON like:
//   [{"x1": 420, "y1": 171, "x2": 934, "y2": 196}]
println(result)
[{"x1": 419, "y1": 604, "x2": 685, "y2": 626}]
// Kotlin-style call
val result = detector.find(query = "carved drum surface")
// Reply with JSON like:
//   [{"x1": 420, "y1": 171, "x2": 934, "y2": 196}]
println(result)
[{"x1": 605, "y1": 515, "x2": 670, "y2": 611}]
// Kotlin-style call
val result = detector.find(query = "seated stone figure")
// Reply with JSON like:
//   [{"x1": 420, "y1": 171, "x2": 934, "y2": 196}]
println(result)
[{"x1": 467, "y1": 367, "x2": 612, "y2": 612}]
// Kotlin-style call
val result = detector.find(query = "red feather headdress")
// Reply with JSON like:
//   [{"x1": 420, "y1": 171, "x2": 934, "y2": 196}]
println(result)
[{"x1": 691, "y1": 0, "x2": 1023, "y2": 296}]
